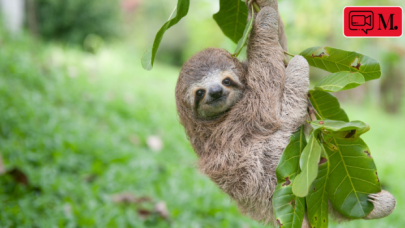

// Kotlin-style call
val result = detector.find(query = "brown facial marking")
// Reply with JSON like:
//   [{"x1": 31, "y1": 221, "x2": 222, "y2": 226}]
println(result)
[
  {"x1": 282, "y1": 177, "x2": 291, "y2": 186},
  {"x1": 220, "y1": 71, "x2": 243, "y2": 89}
]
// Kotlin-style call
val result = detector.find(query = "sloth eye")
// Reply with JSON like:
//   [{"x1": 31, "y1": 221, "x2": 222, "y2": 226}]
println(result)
[
  {"x1": 222, "y1": 78, "x2": 231, "y2": 86},
  {"x1": 196, "y1": 89, "x2": 205, "y2": 98}
]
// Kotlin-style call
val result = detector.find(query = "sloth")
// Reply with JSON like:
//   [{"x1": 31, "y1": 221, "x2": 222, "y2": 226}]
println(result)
[{"x1": 175, "y1": 1, "x2": 396, "y2": 227}]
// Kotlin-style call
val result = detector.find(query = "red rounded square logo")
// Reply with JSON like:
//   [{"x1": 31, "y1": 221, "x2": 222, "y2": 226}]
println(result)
[{"x1": 344, "y1": 6, "x2": 403, "y2": 37}]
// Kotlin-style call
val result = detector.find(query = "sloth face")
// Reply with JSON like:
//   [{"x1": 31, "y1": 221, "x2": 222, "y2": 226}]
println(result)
[
  {"x1": 189, "y1": 70, "x2": 243, "y2": 119},
  {"x1": 176, "y1": 48, "x2": 245, "y2": 121}
]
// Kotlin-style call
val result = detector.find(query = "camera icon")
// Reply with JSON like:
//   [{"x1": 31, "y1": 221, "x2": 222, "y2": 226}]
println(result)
[{"x1": 349, "y1": 11, "x2": 374, "y2": 34}]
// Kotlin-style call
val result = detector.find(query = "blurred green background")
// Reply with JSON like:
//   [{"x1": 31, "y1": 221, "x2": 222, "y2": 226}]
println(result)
[{"x1": 0, "y1": 0, "x2": 404, "y2": 227}]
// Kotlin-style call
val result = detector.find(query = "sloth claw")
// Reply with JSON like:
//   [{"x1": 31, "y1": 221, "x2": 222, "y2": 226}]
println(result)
[
  {"x1": 368, "y1": 194, "x2": 378, "y2": 200},
  {"x1": 364, "y1": 190, "x2": 396, "y2": 220}
]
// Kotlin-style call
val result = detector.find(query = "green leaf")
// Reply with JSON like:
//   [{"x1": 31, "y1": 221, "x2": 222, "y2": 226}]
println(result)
[
  {"x1": 324, "y1": 137, "x2": 381, "y2": 218},
  {"x1": 273, "y1": 126, "x2": 306, "y2": 228},
  {"x1": 141, "y1": 44, "x2": 153, "y2": 71},
  {"x1": 141, "y1": 0, "x2": 190, "y2": 70},
  {"x1": 292, "y1": 133, "x2": 322, "y2": 197},
  {"x1": 315, "y1": 72, "x2": 365, "y2": 92},
  {"x1": 311, "y1": 120, "x2": 369, "y2": 135},
  {"x1": 233, "y1": 6, "x2": 254, "y2": 57},
  {"x1": 312, "y1": 119, "x2": 370, "y2": 141},
  {"x1": 300, "y1": 46, "x2": 381, "y2": 81},
  {"x1": 306, "y1": 149, "x2": 329, "y2": 228},
  {"x1": 309, "y1": 90, "x2": 349, "y2": 122},
  {"x1": 213, "y1": 0, "x2": 248, "y2": 43}
]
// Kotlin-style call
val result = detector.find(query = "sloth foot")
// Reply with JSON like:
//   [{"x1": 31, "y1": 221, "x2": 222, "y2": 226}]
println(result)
[{"x1": 364, "y1": 190, "x2": 396, "y2": 219}]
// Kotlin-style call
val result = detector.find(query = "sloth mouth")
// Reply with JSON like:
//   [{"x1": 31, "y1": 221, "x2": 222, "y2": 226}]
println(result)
[{"x1": 207, "y1": 95, "x2": 227, "y2": 104}]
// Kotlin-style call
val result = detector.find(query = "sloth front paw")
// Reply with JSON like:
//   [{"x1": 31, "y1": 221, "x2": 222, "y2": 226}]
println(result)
[{"x1": 364, "y1": 190, "x2": 396, "y2": 219}]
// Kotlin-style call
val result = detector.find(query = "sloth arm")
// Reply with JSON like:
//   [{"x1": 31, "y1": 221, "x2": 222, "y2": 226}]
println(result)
[
  {"x1": 243, "y1": 6, "x2": 308, "y2": 133},
  {"x1": 247, "y1": 2, "x2": 309, "y2": 131},
  {"x1": 242, "y1": 6, "x2": 286, "y2": 132}
]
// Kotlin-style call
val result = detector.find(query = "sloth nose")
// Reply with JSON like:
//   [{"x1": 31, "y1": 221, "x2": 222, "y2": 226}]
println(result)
[{"x1": 209, "y1": 85, "x2": 223, "y2": 99}]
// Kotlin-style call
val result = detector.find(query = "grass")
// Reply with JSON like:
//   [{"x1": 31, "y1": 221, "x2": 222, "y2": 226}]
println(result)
[
  {"x1": 0, "y1": 33, "x2": 261, "y2": 228},
  {"x1": 0, "y1": 33, "x2": 403, "y2": 228}
]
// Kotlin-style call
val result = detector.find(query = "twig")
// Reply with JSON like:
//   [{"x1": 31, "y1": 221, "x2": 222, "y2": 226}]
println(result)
[
  {"x1": 313, "y1": 107, "x2": 322, "y2": 119},
  {"x1": 308, "y1": 98, "x2": 322, "y2": 119},
  {"x1": 282, "y1": 55, "x2": 289, "y2": 66},
  {"x1": 252, "y1": 3, "x2": 261, "y2": 13},
  {"x1": 307, "y1": 98, "x2": 317, "y2": 121},
  {"x1": 284, "y1": 51, "x2": 295, "y2": 57}
]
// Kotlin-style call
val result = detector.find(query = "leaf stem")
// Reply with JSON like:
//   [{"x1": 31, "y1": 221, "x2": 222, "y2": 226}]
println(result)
[
  {"x1": 284, "y1": 51, "x2": 295, "y2": 57},
  {"x1": 283, "y1": 55, "x2": 289, "y2": 66},
  {"x1": 252, "y1": 3, "x2": 260, "y2": 13}
]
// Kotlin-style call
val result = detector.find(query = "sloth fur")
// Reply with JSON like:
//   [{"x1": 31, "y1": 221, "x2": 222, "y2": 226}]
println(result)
[{"x1": 176, "y1": 6, "x2": 309, "y2": 226}]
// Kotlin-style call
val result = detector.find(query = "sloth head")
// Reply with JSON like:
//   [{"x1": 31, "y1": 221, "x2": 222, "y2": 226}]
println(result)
[{"x1": 176, "y1": 48, "x2": 246, "y2": 121}]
